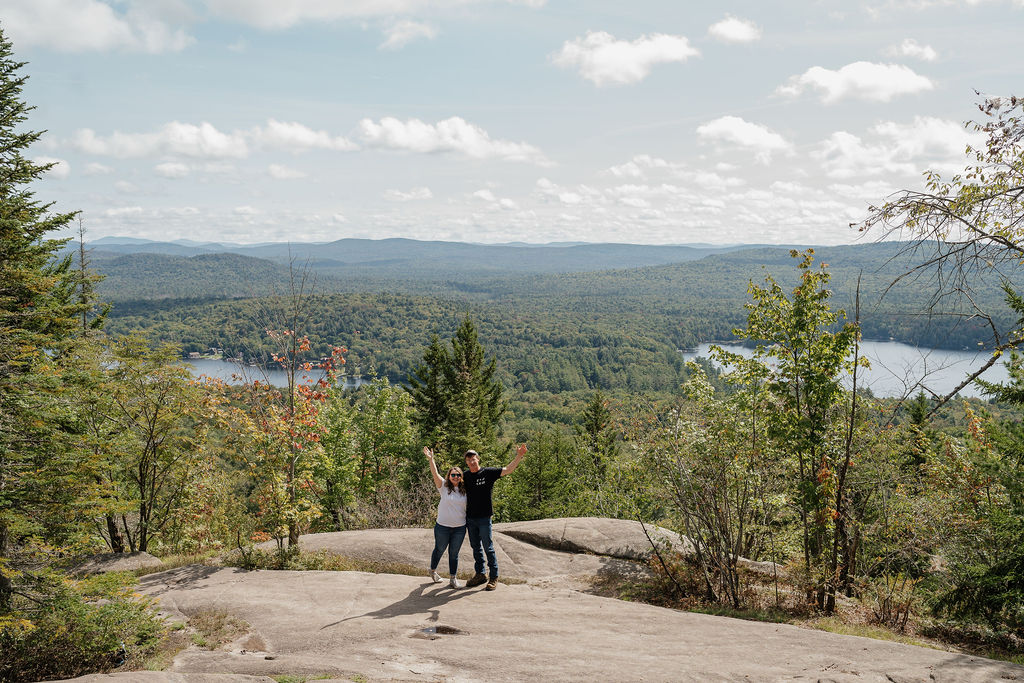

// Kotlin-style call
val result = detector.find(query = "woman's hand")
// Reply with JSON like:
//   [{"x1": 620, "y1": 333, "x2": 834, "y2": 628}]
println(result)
[{"x1": 425, "y1": 446, "x2": 443, "y2": 488}]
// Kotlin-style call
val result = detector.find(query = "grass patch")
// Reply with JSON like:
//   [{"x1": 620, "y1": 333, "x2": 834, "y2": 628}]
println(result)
[
  {"x1": 184, "y1": 609, "x2": 249, "y2": 650},
  {"x1": 799, "y1": 616, "x2": 936, "y2": 649},
  {"x1": 132, "y1": 550, "x2": 222, "y2": 578},
  {"x1": 690, "y1": 605, "x2": 790, "y2": 623},
  {"x1": 221, "y1": 547, "x2": 526, "y2": 584},
  {"x1": 142, "y1": 629, "x2": 190, "y2": 671}
]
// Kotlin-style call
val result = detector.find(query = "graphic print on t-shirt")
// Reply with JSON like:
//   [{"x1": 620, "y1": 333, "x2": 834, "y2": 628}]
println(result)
[{"x1": 463, "y1": 466, "x2": 502, "y2": 518}]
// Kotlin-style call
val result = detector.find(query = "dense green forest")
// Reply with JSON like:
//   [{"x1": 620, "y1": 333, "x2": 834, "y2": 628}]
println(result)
[
  {"x1": 99, "y1": 239, "x2": 1021, "y2": 401},
  {"x1": 3, "y1": 27, "x2": 1023, "y2": 681}
]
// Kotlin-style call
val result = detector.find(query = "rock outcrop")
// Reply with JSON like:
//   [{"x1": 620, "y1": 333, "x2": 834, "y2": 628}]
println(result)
[{"x1": 57, "y1": 519, "x2": 1023, "y2": 682}]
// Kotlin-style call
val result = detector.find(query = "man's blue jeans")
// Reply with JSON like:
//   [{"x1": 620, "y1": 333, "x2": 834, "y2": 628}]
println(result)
[
  {"x1": 430, "y1": 523, "x2": 467, "y2": 576},
  {"x1": 466, "y1": 516, "x2": 498, "y2": 579}
]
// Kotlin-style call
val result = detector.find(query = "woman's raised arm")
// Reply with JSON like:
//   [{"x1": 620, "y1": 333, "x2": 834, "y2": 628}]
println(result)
[{"x1": 424, "y1": 446, "x2": 445, "y2": 489}]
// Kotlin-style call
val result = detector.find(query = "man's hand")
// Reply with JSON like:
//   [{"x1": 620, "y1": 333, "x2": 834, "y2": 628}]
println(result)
[{"x1": 502, "y1": 443, "x2": 528, "y2": 476}]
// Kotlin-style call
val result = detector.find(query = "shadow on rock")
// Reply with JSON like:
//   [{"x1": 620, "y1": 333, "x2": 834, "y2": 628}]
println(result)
[
  {"x1": 138, "y1": 564, "x2": 244, "y2": 596},
  {"x1": 323, "y1": 581, "x2": 477, "y2": 630}
]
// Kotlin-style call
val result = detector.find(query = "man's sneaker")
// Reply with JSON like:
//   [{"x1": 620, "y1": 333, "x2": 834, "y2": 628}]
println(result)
[
  {"x1": 430, "y1": 569, "x2": 442, "y2": 583},
  {"x1": 485, "y1": 578, "x2": 498, "y2": 591},
  {"x1": 449, "y1": 576, "x2": 462, "y2": 589},
  {"x1": 466, "y1": 573, "x2": 487, "y2": 588}
]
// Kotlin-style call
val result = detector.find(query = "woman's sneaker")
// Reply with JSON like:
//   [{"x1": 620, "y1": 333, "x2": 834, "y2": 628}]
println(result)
[
  {"x1": 466, "y1": 573, "x2": 487, "y2": 587},
  {"x1": 449, "y1": 576, "x2": 462, "y2": 589},
  {"x1": 430, "y1": 569, "x2": 442, "y2": 583}
]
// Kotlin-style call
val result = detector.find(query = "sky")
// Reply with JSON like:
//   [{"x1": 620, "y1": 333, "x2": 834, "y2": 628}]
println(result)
[{"x1": 4, "y1": 0, "x2": 1022, "y2": 246}]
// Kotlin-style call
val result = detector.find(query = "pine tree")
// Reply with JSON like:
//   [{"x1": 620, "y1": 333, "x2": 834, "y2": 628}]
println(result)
[
  {"x1": 0, "y1": 27, "x2": 83, "y2": 610},
  {"x1": 576, "y1": 390, "x2": 618, "y2": 477},
  {"x1": 407, "y1": 317, "x2": 505, "y2": 459}
]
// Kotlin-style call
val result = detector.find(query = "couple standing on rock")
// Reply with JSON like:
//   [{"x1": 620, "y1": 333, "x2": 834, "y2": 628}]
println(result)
[{"x1": 424, "y1": 444, "x2": 527, "y2": 591}]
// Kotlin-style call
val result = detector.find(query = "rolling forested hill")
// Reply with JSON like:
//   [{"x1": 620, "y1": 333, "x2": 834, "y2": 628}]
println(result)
[
  {"x1": 82, "y1": 236, "x2": 753, "y2": 284},
  {"x1": 95, "y1": 238, "x2": 1024, "y2": 399}
]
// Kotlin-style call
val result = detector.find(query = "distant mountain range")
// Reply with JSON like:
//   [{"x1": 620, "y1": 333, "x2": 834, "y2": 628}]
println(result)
[{"x1": 78, "y1": 236, "x2": 815, "y2": 300}]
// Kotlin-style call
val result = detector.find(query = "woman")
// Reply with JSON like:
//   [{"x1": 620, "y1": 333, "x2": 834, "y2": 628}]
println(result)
[{"x1": 424, "y1": 446, "x2": 467, "y2": 589}]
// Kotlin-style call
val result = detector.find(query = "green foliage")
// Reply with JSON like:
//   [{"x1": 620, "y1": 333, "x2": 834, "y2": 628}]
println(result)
[
  {"x1": 313, "y1": 376, "x2": 417, "y2": 530},
  {"x1": 87, "y1": 336, "x2": 216, "y2": 553},
  {"x1": 0, "y1": 571, "x2": 164, "y2": 683},
  {"x1": 407, "y1": 317, "x2": 506, "y2": 458},
  {"x1": 0, "y1": 25, "x2": 93, "y2": 612},
  {"x1": 633, "y1": 366, "x2": 785, "y2": 608},
  {"x1": 930, "y1": 342, "x2": 1024, "y2": 631},
  {"x1": 714, "y1": 250, "x2": 862, "y2": 609},
  {"x1": 492, "y1": 428, "x2": 577, "y2": 521},
  {"x1": 575, "y1": 390, "x2": 619, "y2": 477}
]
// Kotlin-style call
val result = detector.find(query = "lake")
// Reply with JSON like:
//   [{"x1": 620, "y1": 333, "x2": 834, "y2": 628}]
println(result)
[
  {"x1": 188, "y1": 340, "x2": 1015, "y2": 398},
  {"x1": 186, "y1": 358, "x2": 369, "y2": 389},
  {"x1": 682, "y1": 340, "x2": 1012, "y2": 399}
]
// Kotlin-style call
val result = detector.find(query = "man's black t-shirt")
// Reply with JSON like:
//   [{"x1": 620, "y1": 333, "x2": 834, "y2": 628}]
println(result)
[{"x1": 463, "y1": 466, "x2": 502, "y2": 518}]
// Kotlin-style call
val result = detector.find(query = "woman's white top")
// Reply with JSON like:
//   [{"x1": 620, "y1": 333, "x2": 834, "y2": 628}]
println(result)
[{"x1": 436, "y1": 486, "x2": 467, "y2": 528}]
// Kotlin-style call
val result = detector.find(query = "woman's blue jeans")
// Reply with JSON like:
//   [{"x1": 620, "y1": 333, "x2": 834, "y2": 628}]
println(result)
[{"x1": 430, "y1": 523, "x2": 467, "y2": 575}]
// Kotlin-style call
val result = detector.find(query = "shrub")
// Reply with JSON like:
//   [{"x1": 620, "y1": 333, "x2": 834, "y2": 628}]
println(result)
[{"x1": 0, "y1": 572, "x2": 164, "y2": 682}]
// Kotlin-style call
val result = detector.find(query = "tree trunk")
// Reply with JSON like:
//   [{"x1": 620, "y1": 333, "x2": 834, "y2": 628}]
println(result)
[
  {"x1": 288, "y1": 522, "x2": 300, "y2": 547},
  {"x1": 106, "y1": 514, "x2": 125, "y2": 553},
  {"x1": 0, "y1": 521, "x2": 11, "y2": 611}
]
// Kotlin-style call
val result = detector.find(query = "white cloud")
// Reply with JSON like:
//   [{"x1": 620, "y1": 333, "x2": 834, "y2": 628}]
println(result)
[
  {"x1": 886, "y1": 38, "x2": 938, "y2": 62},
  {"x1": 154, "y1": 161, "x2": 190, "y2": 178},
  {"x1": 472, "y1": 189, "x2": 519, "y2": 210},
  {"x1": 535, "y1": 178, "x2": 602, "y2": 205},
  {"x1": 104, "y1": 206, "x2": 144, "y2": 217},
  {"x1": 253, "y1": 119, "x2": 358, "y2": 152},
  {"x1": 114, "y1": 181, "x2": 139, "y2": 193},
  {"x1": 234, "y1": 205, "x2": 260, "y2": 215},
  {"x1": 268, "y1": 164, "x2": 307, "y2": 179},
  {"x1": 777, "y1": 62, "x2": 934, "y2": 103},
  {"x1": 551, "y1": 31, "x2": 699, "y2": 86},
  {"x1": 696, "y1": 116, "x2": 792, "y2": 163},
  {"x1": 871, "y1": 116, "x2": 980, "y2": 159},
  {"x1": 358, "y1": 116, "x2": 549, "y2": 164},
  {"x1": 34, "y1": 156, "x2": 71, "y2": 179},
  {"x1": 71, "y1": 122, "x2": 249, "y2": 159},
  {"x1": 3, "y1": 0, "x2": 193, "y2": 53},
  {"x1": 605, "y1": 155, "x2": 676, "y2": 178},
  {"x1": 383, "y1": 187, "x2": 434, "y2": 201},
  {"x1": 812, "y1": 117, "x2": 980, "y2": 179},
  {"x1": 84, "y1": 162, "x2": 114, "y2": 175},
  {"x1": 206, "y1": 0, "x2": 544, "y2": 29},
  {"x1": 380, "y1": 20, "x2": 437, "y2": 50},
  {"x1": 707, "y1": 16, "x2": 762, "y2": 43}
]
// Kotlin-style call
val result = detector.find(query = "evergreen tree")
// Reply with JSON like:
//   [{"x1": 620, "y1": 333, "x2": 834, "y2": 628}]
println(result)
[
  {"x1": 575, "y1": 390, "x2": 618, "y2": 477},
  {"x1": 407, "y1": 317, "x2": 505, "y2": 459},
  {"x1": 0, "y1": 27, "x2": 84, "y2": 610}
]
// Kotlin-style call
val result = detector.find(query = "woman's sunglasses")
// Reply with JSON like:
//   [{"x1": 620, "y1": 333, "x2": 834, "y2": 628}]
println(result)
[{"x1": 449, "y1": 473, "x2": 463, "y2": 478}]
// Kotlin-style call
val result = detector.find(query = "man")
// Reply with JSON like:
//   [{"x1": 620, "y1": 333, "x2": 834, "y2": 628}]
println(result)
[{"x1": 463, "y1": 443, "x2": 527, "y2": 591}]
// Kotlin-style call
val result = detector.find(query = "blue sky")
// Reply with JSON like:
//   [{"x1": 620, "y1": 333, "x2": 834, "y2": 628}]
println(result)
[{"x1": 5, "y1": 0, "x2": 1021, "y2": 245}]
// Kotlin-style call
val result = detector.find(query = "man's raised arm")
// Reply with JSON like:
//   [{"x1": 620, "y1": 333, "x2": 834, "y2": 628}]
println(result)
[{"x1": 501, "y1": 443, "x2": 528, "y2": 477}]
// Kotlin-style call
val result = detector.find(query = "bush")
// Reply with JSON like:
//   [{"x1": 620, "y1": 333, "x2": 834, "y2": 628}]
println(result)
[{"x1": 0, "y1": 572, "x2": 164, "y2": 682}]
